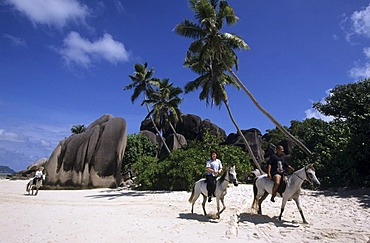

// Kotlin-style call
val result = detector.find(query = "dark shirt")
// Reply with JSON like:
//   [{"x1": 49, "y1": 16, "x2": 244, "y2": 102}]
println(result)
[{"x1": 268, "y1": 153, "x2": 289, "y2": 176}]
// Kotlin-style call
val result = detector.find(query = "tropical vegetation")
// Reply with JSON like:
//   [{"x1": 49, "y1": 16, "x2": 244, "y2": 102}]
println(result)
[
  {"x1": 132, "y1": 130, "x2": 253, "y2": 191},
  {"x1": 71, "y1": 124, "x2": 86, "y2": 134},
  {"x1": 122, "y1": 0, "x2": 369, "y2": 190}
]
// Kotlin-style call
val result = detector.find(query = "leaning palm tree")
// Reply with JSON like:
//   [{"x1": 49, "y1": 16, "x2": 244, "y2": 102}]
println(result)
[
  {"x1": 145, "y1": 78, "x2": 184, "y2": 147},
  {"x1": 124, "y1": 63, "x2": 171, "y2": 154},
  {"x1": 184, "y1": 40, "x2": 264, "y2": 172},
  {"x1": 175, "y1": 0, "x2": 312, "y2": 162}
]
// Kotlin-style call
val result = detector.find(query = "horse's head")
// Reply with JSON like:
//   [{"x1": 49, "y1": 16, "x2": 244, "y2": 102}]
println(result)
[
  {"x1": 305, "y1": 164, "x2": 321, "y2": 186},
  {"x1": 227, "y1": 165, "x2": 239, "y2": 187}
]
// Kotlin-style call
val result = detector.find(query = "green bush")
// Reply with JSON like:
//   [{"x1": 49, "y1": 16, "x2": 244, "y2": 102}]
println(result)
[
  {"x1": 123, "y1": 133, "x2": 158, "y2": 173},
  {"x1": 132, "y1": 131, "x2": 253, "y2": 191}
]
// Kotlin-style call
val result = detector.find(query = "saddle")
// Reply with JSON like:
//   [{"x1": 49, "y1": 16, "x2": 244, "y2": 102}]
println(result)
[
  {"x1": 276, "y1": 175, "x2": 288, "y2": 195},
  {"x1": 32, "y1": 177, "x2": 42, "y2": 185}
]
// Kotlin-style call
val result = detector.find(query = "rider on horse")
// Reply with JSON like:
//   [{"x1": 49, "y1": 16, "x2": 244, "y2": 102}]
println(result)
[
  {"x1": 267, "y1": 145, "x2": 294, "y2": 202},
  {"x1": 32, "y1": 167, "x2": 44, "y2": 185},
  {"x1": 205, "y1": 150, "x2": 222, "y2": 203}
]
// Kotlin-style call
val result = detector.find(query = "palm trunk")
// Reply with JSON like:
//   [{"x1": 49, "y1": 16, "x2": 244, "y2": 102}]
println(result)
[
  {"x1": 226, "y1": 67, "x2": 312, "y2": 156},
  {"x1": 144, "y1": 95, "x2": 171, "y2": 154},
  {"x1": 223, "y1": 100, "x2": 264, "y2": 174},
  {"x1": 169, "y1": 122, "x2": 185, "y2": 149}
]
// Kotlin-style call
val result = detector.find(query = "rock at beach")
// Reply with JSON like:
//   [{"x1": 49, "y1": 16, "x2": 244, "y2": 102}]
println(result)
[
  {"x1": 225, "y1": 128, "x2": 265, "y2": 164},
  {"x1": 45, "y1": 114, "x2": 127, "y2": 188},
  {"x1": 175, "y1": 114, "x2": 202, "y2": 140}
]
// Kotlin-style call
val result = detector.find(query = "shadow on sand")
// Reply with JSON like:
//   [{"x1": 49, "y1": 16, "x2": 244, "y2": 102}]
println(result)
[
  {"x1": 178, "y1": 213, "x2": 219, "y2": 223},
  {"x1": 238, "y1": 212, "x2": 301, "y2": 228},
  {"x1": 307, "y1": 188, "x2": 370, "y2": 208},
  {"x1": 85, "y1": 188, "x2": 169, "y2": 200}
]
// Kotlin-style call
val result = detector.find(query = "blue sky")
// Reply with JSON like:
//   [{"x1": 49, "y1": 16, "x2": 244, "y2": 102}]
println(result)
[{"x1": 1, "y1": 0, "x2": 370, "y2": 171}]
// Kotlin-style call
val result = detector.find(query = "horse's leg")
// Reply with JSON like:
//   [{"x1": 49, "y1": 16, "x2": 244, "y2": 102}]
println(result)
[
  {"x1": 293, "y1": 197, "x2": 308, "y2": 224},
  {"x1": 218, "y1": 196, "x2": 226, "y2": 216},
  {"x1": 35, "y1": 187, "x2": 39, "y2": 196},
  {"x1": 201, "y1": 195, "x2": 207, "y2": 216},
  {"x1": 216, "y1": 198, "x2": 221, "y2": 219},
  {"x1": 189, "y1": 186, "x2": 199, "y2": 214},
  {"x1": 258, "y1": 191, "x2": 269, "y2": 215},
  {"x1": 278, "y1": 198, "x2": 288, "y2": 221}
]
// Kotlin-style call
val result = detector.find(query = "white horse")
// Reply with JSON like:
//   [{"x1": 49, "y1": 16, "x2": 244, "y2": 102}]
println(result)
[
  {"x1": 188, "y1": 165, "x2": 238, "y2": 219},
  {"x1": 26, "y1": 174, "x2": 46, "y2": 196},
  {"x1": 252, "y1": 164, "x2": 320, "y2": 224}
]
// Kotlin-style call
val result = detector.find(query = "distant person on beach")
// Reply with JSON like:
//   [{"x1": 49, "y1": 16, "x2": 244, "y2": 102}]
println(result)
[
  {"x1": 32, "y1": 167, "x2": 44, "y2": 185},
  {"x1": 267, "y1": 145, "x2": 294, "y2": 202},
  {"x1": 205, "y1": 150, "x2": 222, "y2": 203}
]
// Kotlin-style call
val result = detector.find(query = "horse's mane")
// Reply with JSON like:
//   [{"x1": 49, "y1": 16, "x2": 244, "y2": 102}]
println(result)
[
  {"x1": 218, "y1": 167, "x2": 229, "y2": 182},
  {"x1": 306, "y1": 164, "x2": 315, "y2": 171}
]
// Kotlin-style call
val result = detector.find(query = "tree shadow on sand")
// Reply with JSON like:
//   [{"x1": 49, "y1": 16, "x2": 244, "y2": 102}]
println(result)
[
  {"x1": 238, "y1": 212, "x2": 301, "y2": 228},
  {"x1": 306, "y1": 188, "x2": 370, "y2": 208},
  {"x1": 85, "y1": 188, "x2": 169, "y2": 200}
]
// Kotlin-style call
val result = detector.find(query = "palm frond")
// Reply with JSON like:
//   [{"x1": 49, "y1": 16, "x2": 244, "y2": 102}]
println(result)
[{"x1": 174, "y1": 20, "x2": 205, "y2": 39}]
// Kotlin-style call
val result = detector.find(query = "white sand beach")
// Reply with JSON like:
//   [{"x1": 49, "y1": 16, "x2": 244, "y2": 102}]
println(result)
[{"x1": 0, "y1": 179, "x2": 369, "y2": 243}]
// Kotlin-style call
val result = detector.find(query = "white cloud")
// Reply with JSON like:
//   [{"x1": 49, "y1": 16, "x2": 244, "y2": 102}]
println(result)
[
  {"x1": 349, "y1": 62, "x2": 370, "y2": 79},
  {"x1": 349, "y1": 47, "x2": 370, "y2": 79},
  {"x1": 0, "y1": 122, "x2": 70, "y2": 171},
  {"x1": 59, "y1": 31, "x2": 130, "y2": 68},
  {"x1": 2, "y1": 34, "x2": 27, "y2": 48},
  {"x1": 113, "y1": 0, "x2": 126, "y2": 14},
  {"x1": 5, "y1": 0, "x2": 88, "y2": 28},
  {"x1": 351, "y1": 4, "x2": 370, "y2": 38},
  {"x1": 0, "y1": 129, "x2": 27, "y2": 143},
  {"x1": 364, "y1": 47, "x2": 370, "y2": 58},
  {"x1": 305, "y1": 91, "x2": 334, "y2": 122},
  {"x1": 40, "y1": 139, "x2": 51, "y2": 147},
  {"x1": 346, "y1": 4, "x2": 370, "y2": 80},
  {"x1": 305, "y1": 108, "x2": 334, "y2": 122}
]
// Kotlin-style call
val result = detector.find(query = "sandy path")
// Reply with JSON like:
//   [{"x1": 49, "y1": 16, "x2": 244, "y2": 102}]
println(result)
[{"x1": 0, "y1": 179, "x2": 369, "y2": 242}]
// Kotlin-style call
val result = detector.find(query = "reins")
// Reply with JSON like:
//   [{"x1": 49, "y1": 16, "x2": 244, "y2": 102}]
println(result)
[
  {"x1": 293, "y1": 166, "x2": 313, "y2": 184},
  {"x1": 218, "y1": 168, "x2": 233, "y2": 183}
]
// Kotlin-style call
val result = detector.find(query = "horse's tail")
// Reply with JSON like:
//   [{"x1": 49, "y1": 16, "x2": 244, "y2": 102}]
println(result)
[
  {"x1": 188, "y1": 184, "x2": 195, "y2": 203},
  {"x1": 251, "y1": 177, "x2": 259, "y2": 210},
  {"x1": 26, "y1": 181, "x2": 31, "y2": 192}
]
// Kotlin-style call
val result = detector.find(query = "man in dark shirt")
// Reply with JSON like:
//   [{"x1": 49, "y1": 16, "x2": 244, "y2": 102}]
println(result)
[{"x1": 267, "y1": 145, "x2": 294, "y2": 202}]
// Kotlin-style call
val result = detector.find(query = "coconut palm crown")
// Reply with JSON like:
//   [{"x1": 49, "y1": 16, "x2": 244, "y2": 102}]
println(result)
[{"x1": 175, "y1": 0, "x2": 312, "y2": 159}]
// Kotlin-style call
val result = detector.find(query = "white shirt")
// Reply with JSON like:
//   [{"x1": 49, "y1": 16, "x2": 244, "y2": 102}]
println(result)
[
  {"x1": 35, "y1": 170, "x2": 43, "y2": 178},
  {"x1": 206, "y1": 159, "x2": 222, "y2": 177}
]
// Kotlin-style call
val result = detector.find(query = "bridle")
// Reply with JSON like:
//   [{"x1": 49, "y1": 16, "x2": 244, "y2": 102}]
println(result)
[
  {"x1": 223, "y1": 169, "x2": 236, "y2": 183},
  {"x1": 293, "y1": 166, "x2": 313, "y2": 184}
]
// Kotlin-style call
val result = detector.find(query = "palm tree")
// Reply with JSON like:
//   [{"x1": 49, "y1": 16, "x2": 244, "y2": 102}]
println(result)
[
  {"x1": 183, "y1": 36, "x2": 264, "y2": 172},
  {"x1": 71, "y1": 124, "x2": 86, "y2": 134},
  {"x1": 175, "y1": 0, "x2": 312, "y2": 164},
  {"x1": 145, "y1": 78, "x2": 184, "y2": 148},
  {"x1": 124, "y1": 63, "x2": 171, "y2": 154}
]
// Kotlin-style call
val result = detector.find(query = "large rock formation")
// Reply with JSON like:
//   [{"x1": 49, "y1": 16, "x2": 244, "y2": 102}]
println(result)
[
  {"x1": 225, "y1": 128, "x2": 265, "y2": 165},
  {"x1": 175, "y1": 114, "x2": 202, "y2": 140},
  {"x1": 139, "y1": 114, "x2": 226, "y2": 157},
  {"x1": 198, "y1": 118, "x2": 227, "y2": 142},
  {"x1": 159, "y1": 133, "x2": 188, "y2": 158},
  {"x1": 45, "y1": 114, "x2": 127, "y2": 188},
  {"x1": 8, "y1": 158, "x2": 48, "y2": 180}
]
